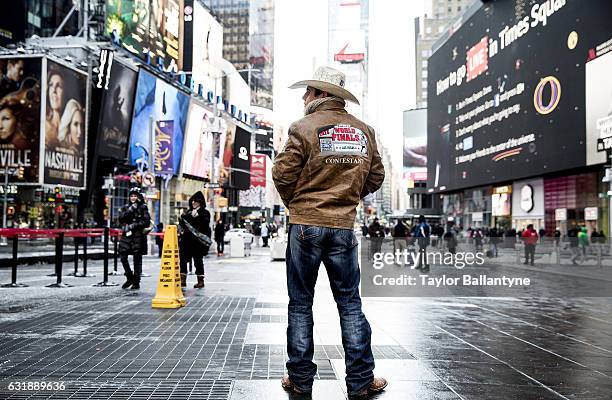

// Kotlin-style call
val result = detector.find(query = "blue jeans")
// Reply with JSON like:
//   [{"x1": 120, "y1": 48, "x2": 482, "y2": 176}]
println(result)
[{"x1": 286, "y1": 224, "x2": 375, "y2": 395}]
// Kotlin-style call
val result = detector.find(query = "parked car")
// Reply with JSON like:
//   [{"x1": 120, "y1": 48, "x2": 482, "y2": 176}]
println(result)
[{"x1": 224, "y1": 228, "x2": 254, "y2": 245}]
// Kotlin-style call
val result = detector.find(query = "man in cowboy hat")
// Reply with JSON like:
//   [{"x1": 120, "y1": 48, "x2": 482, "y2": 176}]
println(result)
[{"x1": 273, "y1": 66, "x2": 387, "y2": 398}]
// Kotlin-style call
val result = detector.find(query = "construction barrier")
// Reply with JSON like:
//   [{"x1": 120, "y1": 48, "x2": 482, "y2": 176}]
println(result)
[{"x1": 152, "y1": 225, "x2": 186, "y2": 309}]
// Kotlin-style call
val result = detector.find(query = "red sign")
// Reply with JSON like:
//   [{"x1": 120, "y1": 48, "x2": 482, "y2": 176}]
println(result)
[
  {"x1": 250, "y1": 154, "x2": 266, "y2": 188},
  {"x1": 466, "y1": 36, "x2": 488, "y2": 82},
  {"x1": 334, "y1": 43, "x2": 365, "y2": 63}
]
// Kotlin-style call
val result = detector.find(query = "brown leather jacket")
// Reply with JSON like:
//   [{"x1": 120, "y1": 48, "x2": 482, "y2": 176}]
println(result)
[{"x1": 272, "y1": 99, "x2": 385, "y2": 229}]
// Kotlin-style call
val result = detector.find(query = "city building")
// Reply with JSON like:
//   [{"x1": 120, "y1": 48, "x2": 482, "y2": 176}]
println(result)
[{"x1": 415, "y1": 0, "x2": 477, "y2": 108}]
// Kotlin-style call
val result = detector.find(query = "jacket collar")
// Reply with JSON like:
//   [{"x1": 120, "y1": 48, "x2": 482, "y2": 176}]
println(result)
[{"x1": 310, "y1": 99, "x2": 347, "y2": 113}]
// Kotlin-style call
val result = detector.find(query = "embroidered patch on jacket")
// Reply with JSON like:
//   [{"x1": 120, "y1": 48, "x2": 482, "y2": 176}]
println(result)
[{"x1": 317, "y1": 124, "x2": 368, "y2": 156}]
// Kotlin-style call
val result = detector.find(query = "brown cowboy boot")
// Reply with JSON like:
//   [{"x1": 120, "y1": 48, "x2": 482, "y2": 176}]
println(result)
[
  {"x1": 281, "y1": 375, "x2": 310, "y2": 394},
  {"x1": 194, "y1": 275, "x2": 205, "y2": 289},
  {"x1": 350, "y1": 377, "x2": 388, "y2": 399},
  {"x1": 180, "y1": 273, "x2": 187, "y2": 288}
]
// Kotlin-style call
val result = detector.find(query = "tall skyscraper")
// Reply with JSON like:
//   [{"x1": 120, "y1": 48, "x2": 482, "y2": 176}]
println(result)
[{"x1": 415, "y1": 0, "x2": 477, "y2": 107}]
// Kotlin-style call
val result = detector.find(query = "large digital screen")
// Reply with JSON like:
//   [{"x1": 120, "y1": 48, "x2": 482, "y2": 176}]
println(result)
[
  {"x1": 0, "y1": 56, "x2": 41, "y2": 183},
  {"x1": 97, "y1": 59, "x2": 138, "y2": 159},
  {"x1": 129, "y1": 69, "x2": 189, "y2": 176},
  {"x1": 43, "y1": 60, "x2": 87, "y2": 188},
  {"x1": 403, "y1": 108, "x2": 427, "y2": 183},
  {"x1": 427, "y1": 0, "x2": 612, "y2": 192},
  {"x1": 106, "y1": 0, "x2": 183, "y2": 72},
  {"x1": 182, "y1": 100, "x2": 214, "y2": 179}
]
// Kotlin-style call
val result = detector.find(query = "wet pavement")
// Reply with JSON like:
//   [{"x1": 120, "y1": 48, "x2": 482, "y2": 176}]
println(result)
[{"x1": 0, "y1": 247, "x2": 611, "y2": 399}]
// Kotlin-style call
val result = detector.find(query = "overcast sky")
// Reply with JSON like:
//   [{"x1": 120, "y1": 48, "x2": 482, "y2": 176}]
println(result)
[{"x1": 273, "y1": 0, "x2": 426, "y2": 172}]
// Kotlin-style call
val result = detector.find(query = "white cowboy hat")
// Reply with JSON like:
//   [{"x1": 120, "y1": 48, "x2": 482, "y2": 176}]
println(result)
[{"x1": 289, "y1": 66, "x2": 360, "y2": 105}]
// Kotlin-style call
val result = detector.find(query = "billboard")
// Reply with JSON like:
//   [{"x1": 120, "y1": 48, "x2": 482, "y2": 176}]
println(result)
[
  {"x1": 586, "y1": 49, "x2": 612, "y2": 165},
  {"x1": 43, "y1": 60, "x2": 87, "y2": 188},
  {"x1": 232, "y1": 126, "x2": 251, "y2": 190},
  {"x1": 427, "y1": 0, "x2": 612, "y2": 192},
  {"x1": 403, "y1": 108, "x2": 427, "y2": 184},
  {"x1": 97, "y1": 58, "x2": 138, "y2": 159},
  {"x1": 105, "y1": 0, "x2": 183, "y2": 72},
  {"x1": 249, "y1": 0, "x2": 275, "y2": 109},
  {"x1": 188, "y1": 1, "x2": 223, "y2": 94},
  {"x1": 129, "y1": 69, "x2": 189, "y2": 176},
  {"x1": 239, "y1": 154, "x2": 266, "y2": 207},
  {"x1": 0, "y1": 56, "x2": 42, "y2": 183},
  {"x1": 181, "y1": 100, "x2": 214, "y2": 179}
]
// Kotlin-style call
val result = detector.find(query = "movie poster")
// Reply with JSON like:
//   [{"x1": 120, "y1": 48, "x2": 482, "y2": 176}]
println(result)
[
  {"x1": 182, "y1": 101, "x2": 215, "y2": 179},
  {"x1": 129, "y1": 69, "x2": 189, "y2": 175},
  {"x1": 219, "y1": 121, "x2": 235, "y2": 188},
  {"x1": 98, "y1": 60, "x2": 137, "y2": 159},
  {"x1": 0, "y1": 56, "x2": 41, "y2": 183},
  {"x1": 43, "y1": 60, "x2": 87, "y2": 187}
]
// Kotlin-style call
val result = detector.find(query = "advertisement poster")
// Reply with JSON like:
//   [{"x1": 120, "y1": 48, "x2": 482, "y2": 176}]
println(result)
[
  {"x1": 106, "y1": 0, "x2": 183, "y2": 72},
  {"x1": 182, "y1": 101, "x2": 214, "y2": 179},
  {"x1": 586, "y1": 49, "x2": 612, "y2": 165},
  {"x1": 219, "y1": 121, "x2": 236, "y2": 188},
  {"x1": 129, "y1": 69, "x2": 189, "y2": 176},
  {"x1": 239, "y1": 154, "x2": 266, "y2": 207},
  {"x1": 426, "y1": 0, "x2": 612, "y2": 191},
  {"x1": 403, "y1": 108, "x2": 428, "y2": 184},
  {"x1": 249, "y1": 0, "x2": 275, "y2": 109},
  {"x1": 0, "y1": 56, "x2": 41, "y2": 183},
  {"x1": 232, "y1": 126, "x2": 251, "y2": 190},
  {"x1": 44, "y1": 60, "x2": 87, "y2": 187},
  {"x1": 97, "y1": 60, "x2": 137, "y2": 159}
]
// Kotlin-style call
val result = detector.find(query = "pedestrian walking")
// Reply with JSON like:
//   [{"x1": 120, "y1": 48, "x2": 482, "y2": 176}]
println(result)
[
  {"x1": 473, "y1": 228, "x2": 484, "y2": 251},
  {"x1": 488, "y1": 227, "x2": 500, "y2": 257},
  {"x1": 214, "y1": 220, "x2": 226, "y2": 256},
  {"x1": 261, "y1": 222, "x2": 270, "y2": 247},
  {"x1": 392, "y1": 219, "x2": 409, "y2": 263},
  {"x1": 272, "y1": 66, "x2": 387, "y2": 398},
  {"x1": 368, "y1": 218, "x2": 385, "y2": 258},
  {"x1": 118, "y1": 188, "x2": 151, "y2": 290},
  {"x1": 567, "y1": 225, "x2": 580, "y2": 265},
  {"x1": 178, "y1": 191, "x2": 212, "y2": 289},
  {"x1": 554, "y1": 228, "x2": 561, "y2": 247},
  {"x1": 413, "y1": 215, "x2": 431, "y2": 272},
  {"x1": 521, "y1": 224, "x2": 538, "y2": 266},
  {"x1": 444, "y1": 226, "x2": 458, "y2": 254},
  {"x1": 578, "y1": 226, "x2": 589, "y2": 262}
]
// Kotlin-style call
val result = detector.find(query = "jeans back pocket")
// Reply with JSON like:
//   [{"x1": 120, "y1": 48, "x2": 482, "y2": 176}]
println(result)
[{"x1": 297, "y1": 224, "x2": 322, "y2": 241}]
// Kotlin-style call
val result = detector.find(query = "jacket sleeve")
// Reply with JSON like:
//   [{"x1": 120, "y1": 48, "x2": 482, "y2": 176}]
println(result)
[
  {"x1": 131, "y1": 205, "x2": 151, "y2": 231},
  {"x1": 272, "y1": 123, "x2": 306, "y2": 206},
  {"x1": 201, "y1": 210, "x2": 212, "y2": 237},
  {"x1": 361, "y1": 128, "x2": 385, "y2": 198}
]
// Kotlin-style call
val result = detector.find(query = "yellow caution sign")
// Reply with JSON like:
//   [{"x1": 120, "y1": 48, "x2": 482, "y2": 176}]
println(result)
[{"x1": 152, "y1": 225, "x2": 187, "y2": 309}]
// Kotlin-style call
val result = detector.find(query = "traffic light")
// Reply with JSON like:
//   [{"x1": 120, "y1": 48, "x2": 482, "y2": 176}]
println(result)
[{"x1": 17, "y1": 167, "x2": 24, "y2": 180}]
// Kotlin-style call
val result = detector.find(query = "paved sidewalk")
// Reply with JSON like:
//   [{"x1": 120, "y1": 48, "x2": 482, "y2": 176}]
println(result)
[{"x1": 0, "y1": 248, "x2": 611, "y2": 399}]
